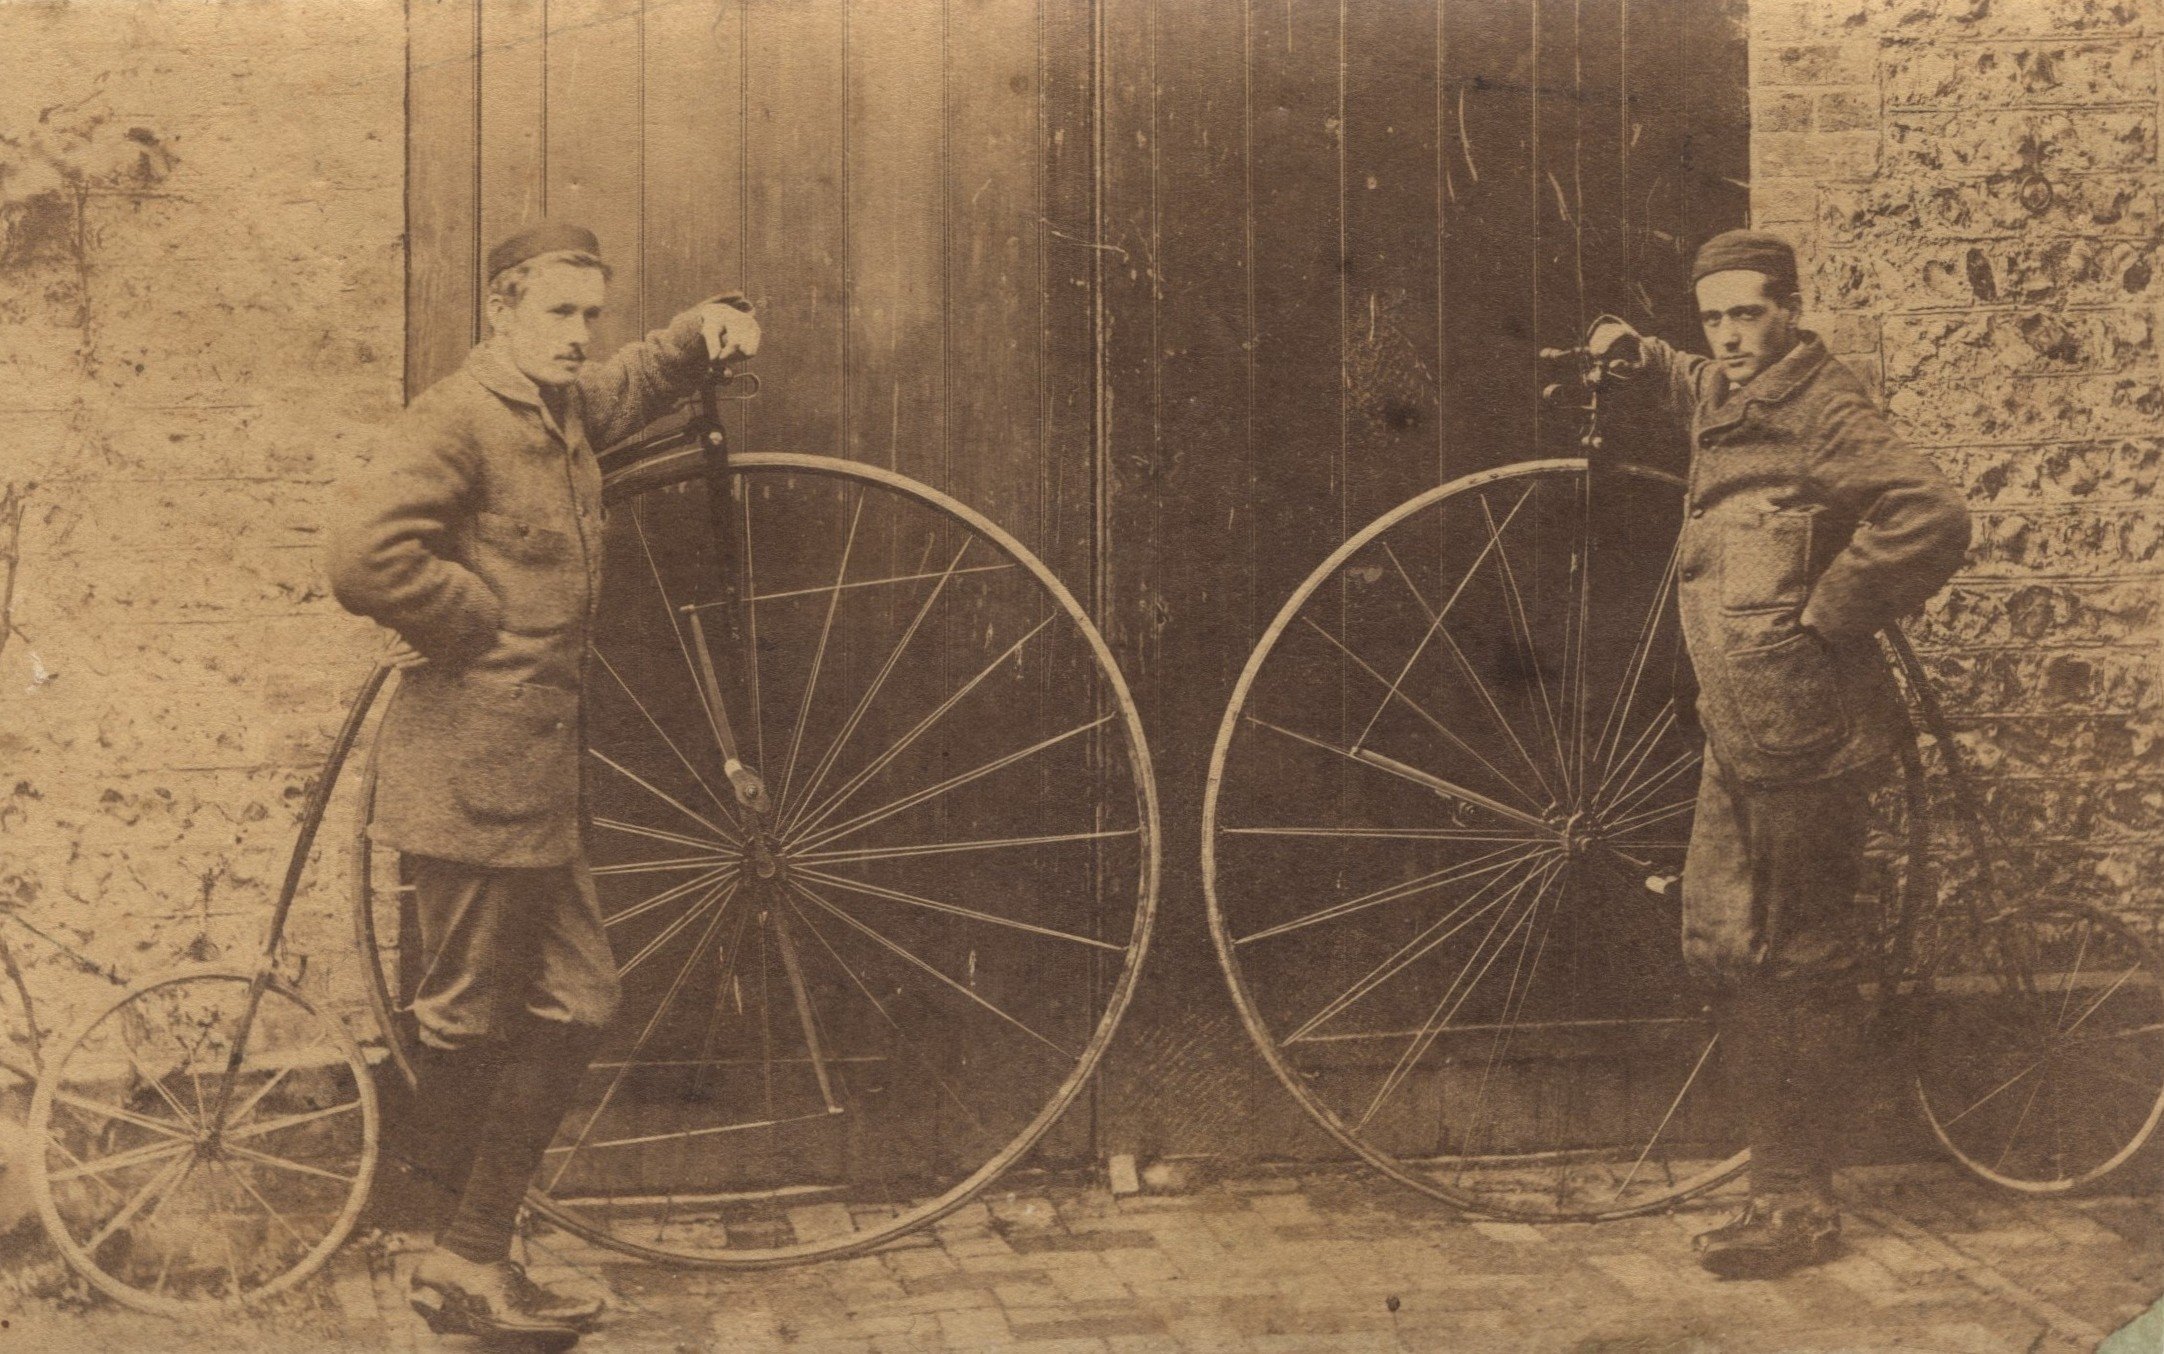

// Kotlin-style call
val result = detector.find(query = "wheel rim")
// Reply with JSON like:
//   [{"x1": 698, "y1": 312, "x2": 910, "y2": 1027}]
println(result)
[
  {"x1": 356, "y1": 451, "x2": 1157, "y2": 1266},
  {"x1": 1205, "y1": 459, "x2": 1748, "y2": 1221},
  {"x1": 1915, "y1": 901, "x2": 2164, "y2": 1192},
  {"x1": 29, "y1": 966, "x2": 378, "y2": 1314}
]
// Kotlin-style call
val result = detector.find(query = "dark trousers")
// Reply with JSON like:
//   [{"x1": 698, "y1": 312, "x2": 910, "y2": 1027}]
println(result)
[
  {"x1": 401, "y1": 855, "x2": 621, "y2": 1259},
  {"x1": 1681, "y1": 746, "x2": 1885, "y2": 1206}
]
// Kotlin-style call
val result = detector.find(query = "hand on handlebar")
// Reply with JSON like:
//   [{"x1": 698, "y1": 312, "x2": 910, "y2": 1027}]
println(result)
[{"x1": 701, "y1": 297, "x2": 761, "y2": 366}]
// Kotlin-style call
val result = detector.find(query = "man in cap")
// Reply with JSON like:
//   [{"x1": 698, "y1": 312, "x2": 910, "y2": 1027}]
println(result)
[
  {"x1": 328, "y1": 222, "x2": 759, "y2": 1339},
  {"x1": 1585, "y1": 230, "x2": 1969, "y2": 1278}
]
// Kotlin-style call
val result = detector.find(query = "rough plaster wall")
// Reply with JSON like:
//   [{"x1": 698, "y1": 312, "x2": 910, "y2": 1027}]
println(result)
[
  {"x1": 1752, "y1": 0, "x2": 2164, "y2": 927},
  {"x1": 0, "y1": 1, "x2": 405, "y2": 1054}
]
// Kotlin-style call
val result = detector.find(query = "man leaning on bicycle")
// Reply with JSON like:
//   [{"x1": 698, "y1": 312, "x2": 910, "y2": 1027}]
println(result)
[
  {"x1": 1582, "y1": 229, "x2": 1970, "y2": 1279},
  {"x1": 326, "y1": 222, "x2": 758, "y2": 1342}
]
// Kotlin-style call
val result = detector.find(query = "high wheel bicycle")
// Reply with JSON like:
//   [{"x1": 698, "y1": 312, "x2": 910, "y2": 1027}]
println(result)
[
  {"x1": 1201, "y1": 344, "x2": 2164, "y2": 1222},
  {"x1": 342, "y1": 368, "x2": 1161, "y2": 1267}
]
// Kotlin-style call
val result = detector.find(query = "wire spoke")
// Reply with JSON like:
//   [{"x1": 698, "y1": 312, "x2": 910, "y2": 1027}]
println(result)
[
  {"x1": 750, "y1": 561, "x2": 1015, "y2": 604},
  {"x1": 225, "y1": 1098, "x2": 362, "y2": 1144},
  {"x1": 1355, "y1": 859, "x2": 1561, "y2": 1132},
  {"x1": 1592, "y1": 702, "x2": 1682, "y2": 814},
  {"x1": 221, "y1": 1140, "x2": 359, "y2": 1185},
  {"x1": 1937, "y1": 1055, "x2": 2046, "y2": 1130},
  {"x1": 1353, "y1": 482, "x2": 1537, "y2": 751},
  {"x1": 1300, "y1": 611, "x2": 1546, "y2": 811},
  {"x1": 45, "y1": 1136, "x2": 196, "y2": 1185},
  {"x1": 795, "y1": 827, "x2": 1136, "y2": 867},
  {"x1": 784, "y1": 886, "x2": 994, "y2": 1136},
  {"x1": 604, "y1": 865, "x2": 737, "y2": 931},
  {"x1": 1236, "y1": 843, "x2": 1549, "y2": 945},
  {"x1": 1598, "y1": 744, "x2": 1701, "y2": 827},
  {"x1": 1365, "y1": 554, "x2": 1561, "y2": 808},
  {"x1": 781, "y1": 535, "x2": 970, "y2": 838},
  {"x1": 51, "y1": 1089, "x2": 198, "y2": 1143},
  {"x1": 548, "y1": 879, "x2": 741, "y2": 1194},
  {"x1": 615, "y1": 877, "x2": 739, "y2": 981},
  {"x1": 1284, "y1": 851, "x2": 1558, "y2": 1046},
  {"x1": 213, "y1": 1157, "x2": 312, "y2": 1249},
  {"x1": 591, "y1": 853, "x2": 733, "y2": 878},
  {"x1": 593, "y1": 817, "x2": 727, "y2": 853},
  {"x1": 81, "y1": 1150, "x2": 194, "y2": 1254},
  {"x1": 1605, "y1": 796, "x2": 1696, "y2": 838},
  {"x1": 1244, "y1": 716, "x2": 1554, "y2": 834},
  {"x1": 775, "y1": 487, "x2": 868, "y2": 820},
  {"x1": 630, "y1": 503, "x2": 746, "y2": 805},
  {"x1": 1590, "y1": 538, "x2": 1683, "y2": 789},
  {"x1": 787, "y1": 878, "x2": 1079, "y2": 1062},
  {"x1": 1223, "y1": 825, "x2": 1550, "y2": 845},
  {"x1": 1474, "y1": 500, "x2": 1573, "y2": 800},
  {"x1": 794, "y1": 715, "x2": 1113, "y2": 857},
  {"x1": 792, "y1": 866, "x2": 1124, "y2": 951},
  {"x1": 588, "y1": 748, "x2": 739, "y2": 846},
  {"x1": 591, "y1": 644, "x2": 737, "y2": 825},
  {"x1": 786, "y1": 614, "x2": 1060, "y2": 846},
  {"x1": 1612, "y1": 1030, "x2": 1722, "y2": 1202}
]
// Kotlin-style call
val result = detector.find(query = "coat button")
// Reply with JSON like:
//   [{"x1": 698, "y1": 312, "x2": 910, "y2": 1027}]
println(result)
[
  {"x1": 1689, "y1": 506, "x2": 1705, "y2": 519},
  {"x1": 1681, "y1": 566, "x2": 1699, "y2": 582}
]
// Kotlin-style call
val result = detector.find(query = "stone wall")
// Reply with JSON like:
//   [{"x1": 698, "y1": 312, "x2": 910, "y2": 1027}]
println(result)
[
  {"x1": 1752, "y1": 0, "x2": 2164, "y2": 931},
  {"x1": 0, "y1": 0, "x2": 406, "y2": 1057}
]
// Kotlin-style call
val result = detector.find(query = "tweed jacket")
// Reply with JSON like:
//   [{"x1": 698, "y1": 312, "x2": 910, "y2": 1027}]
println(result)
[
  {"x1": 1629, "y1": 331, "x2": 1970, "y2": 786},
  {"x1": 327, "y1": 303, "x2": 724, "y2": 867}
]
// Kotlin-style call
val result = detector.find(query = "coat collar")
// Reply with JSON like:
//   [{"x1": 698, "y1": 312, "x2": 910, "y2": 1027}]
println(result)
[
  {"x1": 1700, "y1": 332, "x2": 1827, "y2": 432},
  {"x1": 465, "y1": 339, "x2": 576, "y2": 443}
]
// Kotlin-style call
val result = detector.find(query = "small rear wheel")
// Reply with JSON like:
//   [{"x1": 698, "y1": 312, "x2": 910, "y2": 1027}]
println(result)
[
  {"x1": 1914, "y1": 901, "x2": 2164, "y2": 1192},
  {"x1": 28, "y1": 964, "x2": 378, "y2": 1315}
]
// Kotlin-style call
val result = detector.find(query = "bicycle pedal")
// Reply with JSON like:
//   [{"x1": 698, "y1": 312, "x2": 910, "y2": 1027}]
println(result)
[{"x1": 408, "y1": 1289, "x2": 453, "y2": 1335}]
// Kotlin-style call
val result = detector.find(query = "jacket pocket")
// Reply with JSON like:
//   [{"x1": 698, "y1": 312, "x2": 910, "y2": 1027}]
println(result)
[
  {"x1": 447, "y1": 678, "x2": 581, "y2": 825},
  {"x1": 1724, "y1": 630, "x2": 1847, "y2": 756},
  {"x1": 1720, "y1": 508, "x2": 1814, "y2": 613},
  {"x1": 472, "y1": 511, "x2": 581, "y2": 632}
]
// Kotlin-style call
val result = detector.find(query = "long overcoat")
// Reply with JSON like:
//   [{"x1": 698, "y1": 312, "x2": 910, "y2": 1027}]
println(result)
[
  {"x1": 327, "y1": 305, "x2": 718, "y2": 867},
  {"x1": 1632, "y1": 332, "x2": 1970, "y2": 786}
]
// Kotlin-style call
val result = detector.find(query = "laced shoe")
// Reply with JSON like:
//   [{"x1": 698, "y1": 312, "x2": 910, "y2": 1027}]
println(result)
[
  {"x1": 1692, "y1": 1199, "x2": 1842, "y2": 1280},
  {"x1": 505, "y1": 1259, "x2": 606, "y2": 1331},
  {"x1": 407, "y1": 1247, "x2": 582, "y2": 1344}
]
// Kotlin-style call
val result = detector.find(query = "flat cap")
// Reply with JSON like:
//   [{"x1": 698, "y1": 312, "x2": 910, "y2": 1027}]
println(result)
[
  {"x1": 1691, "y1": 229, "x2": 1798, "y2": 293},
  {"x1": 486, "y1": 220, "x2": 602, "y2": 280}
]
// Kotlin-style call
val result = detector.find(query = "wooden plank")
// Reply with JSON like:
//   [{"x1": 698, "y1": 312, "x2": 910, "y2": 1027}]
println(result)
[
  {"x1": 1439, "y1": 0, "x2": 1537, "y2": 475},
  {"x1": 547, "y1": 0, "x2": 647, "y2": 350},
  {"x1": 643, "y1": 0, "x2": 748, "y2": 433},
  {"x1": 944, "y1": 0, "x2": 1042, "y2": 548},
  {"x1": 1247, "y1": 0, "x2": 1350, "y2": 623},
  {"x1": 406, "y1": 0, "x2": 479, "y2": 395},
  {"x1": 741, "y1": 0, "x2": 846, "y2": 460},
  {"x1": 477, "y1": 0, "x2": 547, "y2": 261},
  {"x1": 1341, "y1": 0, "x2": 1442, "y2": 529},
  {"x1": 1093, "y1": 0, "x2": 1272, "y2": 1165},
  {"x1": 843, "y1": 0, "x2": 944, "y2": 479},
  {"x1": 1036, "y1": 0, "x2": 1097, "y2": 600}
]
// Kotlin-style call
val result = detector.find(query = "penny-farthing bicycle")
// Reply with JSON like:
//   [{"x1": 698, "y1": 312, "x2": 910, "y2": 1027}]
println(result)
[
  {"x1": 27, "y1": 356, "x2": 1158, "y2": 1309},
  {"x1": 351, "y1": 365, "x2": 1161, "y2": 1268},
  {"x1": 1201, "y1": 340, "x2": 2164, "y2": 1222}
]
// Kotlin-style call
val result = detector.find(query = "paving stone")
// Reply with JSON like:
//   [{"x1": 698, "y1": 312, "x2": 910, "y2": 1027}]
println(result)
[
  {"x1": 1468, "y1": 1221, "x2": 1549, "y2": 1246},
  {"x1": 934, "y1": 1306, "x2": 1014, "y2": 1347}
]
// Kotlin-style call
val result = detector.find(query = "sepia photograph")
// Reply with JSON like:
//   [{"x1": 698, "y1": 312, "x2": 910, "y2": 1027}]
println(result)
[{"x1": 0, "y1": 0, "x2": 2159, "y2": 1348}]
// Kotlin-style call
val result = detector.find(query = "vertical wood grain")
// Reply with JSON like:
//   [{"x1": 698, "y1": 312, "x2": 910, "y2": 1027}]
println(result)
[
  {"x1": 406, "y1": 0, "x2": 479, "y2": 394},
  {"x1": 478, "y1": 0, "x2": 547, "y2": 266},
  {"x1": 742, "y1": 0, "x2": 846, "y2": 459},
  {"x1": 844, "y1": 0, "x2": 945, "y2": 479},
  {"x1": 548, "y1": 0, "x2": 647, "y2": 351}
]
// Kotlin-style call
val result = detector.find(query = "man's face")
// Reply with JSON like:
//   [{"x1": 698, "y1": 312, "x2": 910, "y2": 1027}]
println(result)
[
  {"x1": 1695, "y1": 270, "x2": 1801, "y2": 384},
  {"x1": 490, "y1": 262, "x2": 607, "y2": 387}
]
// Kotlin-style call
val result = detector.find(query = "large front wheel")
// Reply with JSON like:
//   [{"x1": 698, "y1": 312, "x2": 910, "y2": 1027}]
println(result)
[
  {"x1": 354, "y1": 451, "x2": 1158, "y2": 1266},
  {"x1": 1206, "y1": 459, "x2": 1740, "y2": 1221}
]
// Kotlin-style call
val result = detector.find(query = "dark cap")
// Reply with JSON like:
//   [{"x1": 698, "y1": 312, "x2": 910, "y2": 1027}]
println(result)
[
  {"x1": 486, "y1": 221, "x2": 602, "y2": 281},
  {"x1": 1690, "y1": 229, "x2": 1798, "y2": 293}
]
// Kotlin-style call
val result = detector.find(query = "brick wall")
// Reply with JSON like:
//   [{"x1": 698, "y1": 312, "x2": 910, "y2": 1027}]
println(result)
[
  {"x1": 0, "y1": 1, "x2": 405, "y2": 1053},
  {"x1": 1752, "y1": 0, "x2": 2164, "y2": 929}
]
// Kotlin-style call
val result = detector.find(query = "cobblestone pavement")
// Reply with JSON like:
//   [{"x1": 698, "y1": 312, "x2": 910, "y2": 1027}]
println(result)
[{"x1": 5, "y1": 1163, "x2": 2159, "y2": 1351}]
